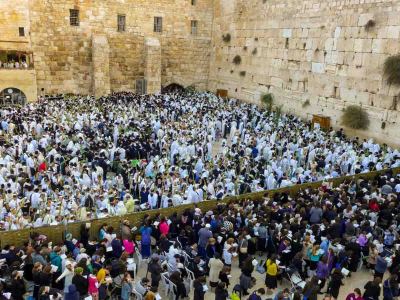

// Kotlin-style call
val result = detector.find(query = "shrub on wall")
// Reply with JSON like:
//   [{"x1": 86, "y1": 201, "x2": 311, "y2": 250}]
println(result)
[
  {"x1": 239, "y1": 71, "x2": 246, "y2": 77},
  {"x1": 342, "y1": 105, "x2": 369, "y2": 130},
  {"x1": 222, "y1": 33, "x2": 231, "y2": 43},
  {"x1": 302, "y1": 99, "x2": 310, "y2": 108},
  {"x1": 383, "y1": 54, "x2": 400, "y2": 86},
  {"x1": 252, "y1": 48, "x2": 257, "y2": 55},
  {"x1": 261, "y1": 93, "x2": 274, "y2": 111},
  {"x1": 233, "y1": 55, "x2": 242, "y2": 65},
  {"x1": 364, "y1": 20, "x2": 376, "y2": 31},
  {"x1": 383, "y1": 54, "x2": 400, "y2": 110}
]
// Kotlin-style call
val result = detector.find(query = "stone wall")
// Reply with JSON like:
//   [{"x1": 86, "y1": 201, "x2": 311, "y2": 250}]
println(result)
[
  {"x1": 92, "y1": 35, "x2": 111, "y2": 98},
  {"x1": 0, "y1": 70, "x2": 38, "y2": 102},
  {"x1": 208, "y1": 0, "x2": 400, "y2": 145},
  {"x1": 145, "y1": 38, "x2": 162, "y2": 94},
  {"x1": 0, "y1": 0, "x2": 31, "y2": 52},
  {"x1": 28, "y1": 0, "x2": 213, "y2": 95}
]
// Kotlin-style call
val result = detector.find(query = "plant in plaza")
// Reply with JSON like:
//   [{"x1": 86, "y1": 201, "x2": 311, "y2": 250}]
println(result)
[
  {"x1": 274, "y1": 105, "x2": 283, "y2": 124},
  {"x1": 185, "y1": 85, "x2": 196, "y2": 94},
  {"x1": 342, "y1": 105, "x2": 370, "y2": 129}
]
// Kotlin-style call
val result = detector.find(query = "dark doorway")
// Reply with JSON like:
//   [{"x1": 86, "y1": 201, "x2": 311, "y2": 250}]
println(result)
[
  {"x1": 161, "y1": 83, "x2": 185, "y2": 94},
  {"x1": 0, "y1": 88, "x2": 27, "y2": 106}
]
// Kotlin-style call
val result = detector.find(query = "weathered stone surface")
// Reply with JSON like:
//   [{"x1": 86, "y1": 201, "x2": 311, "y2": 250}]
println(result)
[
  {"x1": 208, "y1": 0, "x2": 400, "y2": 145},
  {"x1": 92, "y1": 35, "x2": 110, "y2": 98},
  {"x1": 0, "y1": 0, "x2": 213, "y2": 95},
  {"x1": 145, "y1": 37, "x2": 161, "y2": 94}
]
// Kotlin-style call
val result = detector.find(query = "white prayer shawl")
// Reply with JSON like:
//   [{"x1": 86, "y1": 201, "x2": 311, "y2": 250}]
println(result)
[{"x1": 148, "y1": 193, "x2": 158, "y2": 209}]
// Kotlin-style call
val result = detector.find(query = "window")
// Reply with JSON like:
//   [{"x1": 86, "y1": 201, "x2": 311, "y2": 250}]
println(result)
[
  {"x1": 69, "y1": 9, "x2": 79, "y2": 26},
  {"x1": 18, "y1": 27, "x2": 25, "y2": 37},
  {"x1": 117, "y1": 14, "x2": 126, "y2": 32},
  {"x1": 154, "y1": 17, "x2": 162, "y2": 33},
  {"x1": 191, "y1": 20, "x2": 198, "y2": 35},
  {"x1": 191, "y1": 0, "x2": 196, "y2": 5}
]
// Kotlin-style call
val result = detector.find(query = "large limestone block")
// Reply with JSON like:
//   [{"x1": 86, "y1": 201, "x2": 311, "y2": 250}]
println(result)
[
  {"x1": 358, "y1": 13, "x2": 374, "y2": 26},
  {"x1": 145, "y1": 37, "x2": 161, "y2": 94},
  {"x1": 92, "y1": 35, "x2": 110, "y2": 98}
]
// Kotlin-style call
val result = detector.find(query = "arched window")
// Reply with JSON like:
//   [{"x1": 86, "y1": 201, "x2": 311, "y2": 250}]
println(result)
[{"x1": 0, "y1": 88, "x2": 27, "y2": 106}]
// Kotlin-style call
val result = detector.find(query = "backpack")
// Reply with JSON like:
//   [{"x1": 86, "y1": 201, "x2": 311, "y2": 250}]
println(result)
[
  {"x1": 384, "y1": 232, "x2": 395, "y2": 246},
  {"x1": 256, "y1": 260, "x2": 265, "y2": 274},
  {"x1": 230, "y1": 293, "x2": 240, "y2": 300},
  {"x1": 383, "y1": 279, "x2": 399, "y2": 298},
  {"x1": 247, "y1": 292, "x2": 260, "y2": 300}
]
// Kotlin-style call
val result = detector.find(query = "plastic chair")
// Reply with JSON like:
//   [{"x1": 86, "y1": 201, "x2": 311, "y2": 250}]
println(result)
[{"x1": 132, "y1": 288, "x2": 143, "y2": 300}]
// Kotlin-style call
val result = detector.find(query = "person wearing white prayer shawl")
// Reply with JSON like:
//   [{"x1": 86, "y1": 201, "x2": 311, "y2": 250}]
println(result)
[
  {"x1": 266, "y1": 173, "x2": 277, "y2": 190},
  {"x1": 81, "y1": 171, "x2": 91, "y2": 188},
  {"x1": 148, "y1": 191, "x2": 158, "y2": 209},
  {"x1": 145, "y1": 161, "x2": 154, "y2": 178},
  {"x1": 115, "y1": 201, "x2": 127, "y2": 216},
  {"x1": 187, "y1": 185, "x2": 198, "y2": 203},
  {"x1": 172, "y1": 194, "x2": 183, "y2": 206},
  {"x1": 161, "y1": 194, "x2": 170, "y2": 208},
  {"x1": 33, "y1": 217, "x2": 43, "y2": 228}
]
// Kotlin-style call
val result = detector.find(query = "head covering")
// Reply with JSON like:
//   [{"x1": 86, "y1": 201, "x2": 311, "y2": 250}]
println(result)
[{"x1": 65, "y1": 233, "x2": 73, "y2": 241}]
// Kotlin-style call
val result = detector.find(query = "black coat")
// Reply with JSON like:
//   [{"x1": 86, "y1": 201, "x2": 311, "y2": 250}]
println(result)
[
  {"x1": 9, "y1": 278, "x2": 26, "y2": 300},
  {"x1": 215, "y1": 287, "x2": 228, "y2": 300},
  {"x1": 72, "y1": 274, "x2": 88, "y2": 296},
  {"x1": 193, "y1": 281, "x2": 205, "y2": 300}
]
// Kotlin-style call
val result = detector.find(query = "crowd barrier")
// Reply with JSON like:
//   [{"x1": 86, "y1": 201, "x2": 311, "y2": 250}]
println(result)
[{"x1": 0, "y1": 167, "x2": 399, "y2": 247}]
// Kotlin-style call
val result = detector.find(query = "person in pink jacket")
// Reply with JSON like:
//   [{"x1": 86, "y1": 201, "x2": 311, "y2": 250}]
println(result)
[
  {"x1": 159, "y1": 217, "x2": 170, "y2": 236},
  {"x1": 123, "y1": 238, "x2": 136, "y2": 255},
  {"x1": 88, "y1": 272, "x2": 99, "y2": 300}
]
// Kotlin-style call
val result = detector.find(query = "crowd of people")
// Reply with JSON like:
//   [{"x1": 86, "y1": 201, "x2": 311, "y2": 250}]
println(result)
[
  {"x1": 0, "y1": 60, "x2": 29, "y2": 69},
  {"x1": 0, "y1": 91, "x2": 398, "y2": 231},
  {"x1": 0, "y1": 167, "x2": 399, "y2": 300}
]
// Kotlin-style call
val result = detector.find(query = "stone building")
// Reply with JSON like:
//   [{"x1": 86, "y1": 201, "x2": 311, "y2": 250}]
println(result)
[{"x1": 1, "y1": 0, "x2": 400, "y2": 144}]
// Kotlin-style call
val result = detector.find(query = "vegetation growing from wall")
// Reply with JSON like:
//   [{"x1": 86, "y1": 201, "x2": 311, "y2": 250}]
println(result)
[
  {"x1": 239, "y1": 71, "x2": 246, "y2": 77},
  {"x1": 383, "y1": 54, "x2": 400, "y2": 86},
  {"x1": 383, "y1": 54, "x2": 400, "y2": 110},
  {"x1": 252, "y1": 48, "x2": 257, "y2": 55},
  {"x1": 233, "y1": 55, "x2": 242, "y2": 65},
  {"x1": 342, "y1": 105, "x2": 370, "y2": 129},
  {"x1": 222, "y1": 33, "x2": 231, "y2": 43},
  {"x1": 261, "y1": 93, "x2": 274, "y2": 111},
  {"x1": 302, "y1": 99, "x2": 310, "y2": 108},
  {"x1": 364, "y1": 20, "x2": 376, "y2": 31}
]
